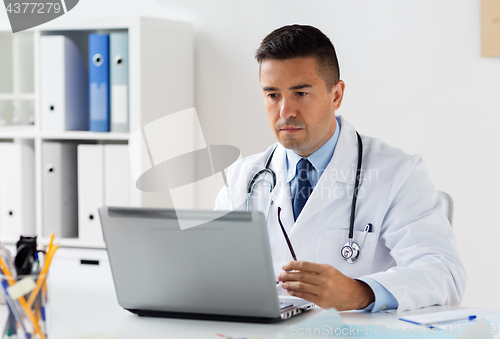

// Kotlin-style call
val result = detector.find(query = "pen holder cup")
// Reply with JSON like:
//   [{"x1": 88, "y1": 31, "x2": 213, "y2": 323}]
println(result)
[{"x1": 0, "y1": 272, "x2": 50, "y2": 339}]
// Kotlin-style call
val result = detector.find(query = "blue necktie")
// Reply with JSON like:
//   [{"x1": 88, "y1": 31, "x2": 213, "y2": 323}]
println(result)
[{"x1": 293, "y1": 158, "x2": 313, "y2": 221}]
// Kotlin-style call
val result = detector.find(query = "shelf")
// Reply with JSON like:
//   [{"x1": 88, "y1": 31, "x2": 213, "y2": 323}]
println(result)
[
  {"x1": 40, "y1": 131, "x2": 130, "y2": 141},
  {"x1": 0, "y1": 17, "x2": 138, "y2": 32},
  {"x1": 0, "y1": 125, "x2": 36, "y2": 138},
  {"x1": 0, "y1": 128, "x2": 130, "y2": 140},
  {"x1": 1, "y1": 237, "x2": 106, "y2": 249},
  {"x1": 0, "y1": 16, "x2": 192, "y2": 33},
  {"x1": 38, "y1": 16, "x2": 191, "y2": 32},
  {"x1": 0, "y1": 93, "x2": 36, "y2": 100}
]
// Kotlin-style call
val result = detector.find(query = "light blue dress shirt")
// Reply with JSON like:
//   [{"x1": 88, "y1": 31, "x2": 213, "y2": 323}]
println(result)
[{"x1": 284, "y1": 116, "x2": 398, "y2": 313}]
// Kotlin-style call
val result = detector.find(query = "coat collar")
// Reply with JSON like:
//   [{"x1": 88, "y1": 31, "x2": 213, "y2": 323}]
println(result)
[{"x1": 325, "y1": 115, "x2": 361, "y2": 185}]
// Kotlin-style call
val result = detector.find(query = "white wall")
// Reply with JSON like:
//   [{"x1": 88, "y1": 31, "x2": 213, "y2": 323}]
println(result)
[{"x1": 4, "y1": 0, "x2": 499, "y2": 309}]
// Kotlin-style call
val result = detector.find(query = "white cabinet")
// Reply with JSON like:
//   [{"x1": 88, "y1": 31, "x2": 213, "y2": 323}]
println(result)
[
  {"x1": 0, "y1": 16, "x2": 194, "y2": 249},
  {"x1": 49, "y1": 248, "x2": 114, "y2": 286}
]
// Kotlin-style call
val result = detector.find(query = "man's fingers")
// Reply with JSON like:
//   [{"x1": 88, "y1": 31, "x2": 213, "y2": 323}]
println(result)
[
  {"x1": 282, "y1": 260, "x2": 326, "y2": 274},
  {"x1": 287, "y1": 290, "x2": 321, "y2": 305},
  {"x1": 278, "y1": 271, "x2": 320, "y2": 285},
  {"x1": 281, "y1": 281, "x2": 319, "y2": 296}
]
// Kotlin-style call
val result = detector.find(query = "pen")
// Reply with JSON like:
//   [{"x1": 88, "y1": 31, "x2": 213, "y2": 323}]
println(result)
[
  {"x1": 277, "y1": 207, "x2": 297, "y2": 261},
  {"x1": 359, "y1": 223, "x2": 372, "y2": 249},
  {"x1": 399, "y1": 315, "x2": 477, "y2": 329}
]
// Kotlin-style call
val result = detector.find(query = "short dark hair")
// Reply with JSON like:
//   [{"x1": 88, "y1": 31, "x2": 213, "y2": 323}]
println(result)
[{"x1": 255, "y1": 25, "x2": 340, "y2": 91}]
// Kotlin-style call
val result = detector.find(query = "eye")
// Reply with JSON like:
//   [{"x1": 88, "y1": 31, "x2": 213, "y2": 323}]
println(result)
[
  {"x1": 296, "y1": 92, "x2": 308, "y2": 97},
  {"x1": 268, "y1": 93, "x2": 279, "y2": 99}
]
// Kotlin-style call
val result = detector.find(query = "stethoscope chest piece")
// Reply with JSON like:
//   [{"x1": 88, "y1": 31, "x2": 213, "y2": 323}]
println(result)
[
  {"x1": 340, "y1": 223, "x2": 372, "y2": 264},
  {"x1": 340, "y1": 241, "x2": 360, "y2": 264}
]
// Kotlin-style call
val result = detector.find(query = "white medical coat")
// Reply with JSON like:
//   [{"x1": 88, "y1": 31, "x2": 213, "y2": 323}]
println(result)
[{"x1": 215, "y1": 115, "x2": 466, "y2": 312}]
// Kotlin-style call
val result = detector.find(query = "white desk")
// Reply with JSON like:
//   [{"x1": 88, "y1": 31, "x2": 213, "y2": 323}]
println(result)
[{"x1": 0, "y1": 281, "x2": 496, "y2": 339}]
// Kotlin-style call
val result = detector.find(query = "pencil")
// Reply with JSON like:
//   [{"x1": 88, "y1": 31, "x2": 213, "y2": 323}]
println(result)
[
  {"x1": 47, "y1": 234, "x2": 55, "y2": 253},
  {"x1": 27, "y1": 245, "x2": 58, "y2": 308}
]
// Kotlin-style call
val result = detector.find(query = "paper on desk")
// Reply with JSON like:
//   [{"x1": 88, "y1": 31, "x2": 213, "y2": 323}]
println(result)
[
  {"x1": 399, "y1": 309, "x2": 500, "y2": 325},
  {"x1": 399, "y1": 309, "x2": 500, "y2": 339},
  {"x1": 457, "y1": 318, "x2": 493, "y2": 339}
]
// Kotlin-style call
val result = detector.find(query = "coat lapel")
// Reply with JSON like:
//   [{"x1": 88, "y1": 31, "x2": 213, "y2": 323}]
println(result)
[{"x1": 291, "y1": 116, "x2": 360, "y2": 234}]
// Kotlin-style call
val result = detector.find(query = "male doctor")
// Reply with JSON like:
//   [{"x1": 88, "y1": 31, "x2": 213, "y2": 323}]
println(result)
[{"x1": 215, "y1": 25, "x2": 466, "y2": 312}]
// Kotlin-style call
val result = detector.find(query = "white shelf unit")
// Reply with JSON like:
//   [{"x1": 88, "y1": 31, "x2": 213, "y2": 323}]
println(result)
[{"x1": 0, "y1": 17, "x2": 194, "y2": 249}]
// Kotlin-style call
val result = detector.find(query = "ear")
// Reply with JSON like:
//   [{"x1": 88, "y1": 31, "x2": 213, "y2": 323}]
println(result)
[{"x1": 331, "y1": 80, "x2": 345, "y2": 110}]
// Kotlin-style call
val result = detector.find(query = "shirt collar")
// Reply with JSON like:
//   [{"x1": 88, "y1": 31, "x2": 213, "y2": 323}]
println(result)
[{"x1": 286, "y1": 116, "x2": 341, "y2": 183}]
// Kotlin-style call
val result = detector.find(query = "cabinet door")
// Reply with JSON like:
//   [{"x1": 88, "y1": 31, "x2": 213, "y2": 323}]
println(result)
[{"x1": 49, "y1": 248, "x2": 113, "y2": 285}]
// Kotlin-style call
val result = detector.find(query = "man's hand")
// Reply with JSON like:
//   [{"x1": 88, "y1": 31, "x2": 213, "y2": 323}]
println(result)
[{"x1": 278, "y1": 261, "x2": 375, "y2": 311}]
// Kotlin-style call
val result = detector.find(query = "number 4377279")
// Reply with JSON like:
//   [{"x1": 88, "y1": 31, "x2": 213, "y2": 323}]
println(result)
[{"x1": 5, "y1": 2, "x2": 62, "y2": 14}]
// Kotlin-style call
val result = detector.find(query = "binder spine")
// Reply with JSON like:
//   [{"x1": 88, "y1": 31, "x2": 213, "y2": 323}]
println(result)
[
  {"x1": 89, "y1": 34, "x2": 110, "y2": 132},
  {"x1": 65, "y1": 36, "x2": 89, "y2": 131},
  {"x1": 110, "y1": 32, "x2": 129, "y2": 133}
]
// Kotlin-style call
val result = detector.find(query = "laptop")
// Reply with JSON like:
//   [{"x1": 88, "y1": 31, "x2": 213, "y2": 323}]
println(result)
[{"x1": 98, "y1": 207, "x2": 315, "y2": 323}]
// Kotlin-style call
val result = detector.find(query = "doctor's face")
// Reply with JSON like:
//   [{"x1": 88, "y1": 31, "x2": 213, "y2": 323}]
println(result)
[{"x1": 260, "y1": 57, "x2": 345, "y2": 158}]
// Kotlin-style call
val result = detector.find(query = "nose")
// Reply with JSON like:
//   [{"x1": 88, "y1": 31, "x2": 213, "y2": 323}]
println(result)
[{"x1": 279, "y1": 96, "x2": 296, "y2": 119}]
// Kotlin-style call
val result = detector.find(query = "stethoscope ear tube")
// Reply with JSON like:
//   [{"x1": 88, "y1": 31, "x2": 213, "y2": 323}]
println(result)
[
  {"x1": 246, "y1": 145, "x2": 278, "y2": 195},
  {"x1": 246, "y1": 145, "x2": 278, "y2": 220}
]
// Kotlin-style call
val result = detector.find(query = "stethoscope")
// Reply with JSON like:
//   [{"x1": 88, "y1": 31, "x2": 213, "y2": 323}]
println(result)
[{"x1": 246, "y1": 131, "x2": 369, "y2": 264}]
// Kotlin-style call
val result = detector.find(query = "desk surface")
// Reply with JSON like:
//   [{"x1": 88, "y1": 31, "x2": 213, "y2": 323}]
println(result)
[{"x1": 0, "y1": 281, "x2": 496, "y2": 339}]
